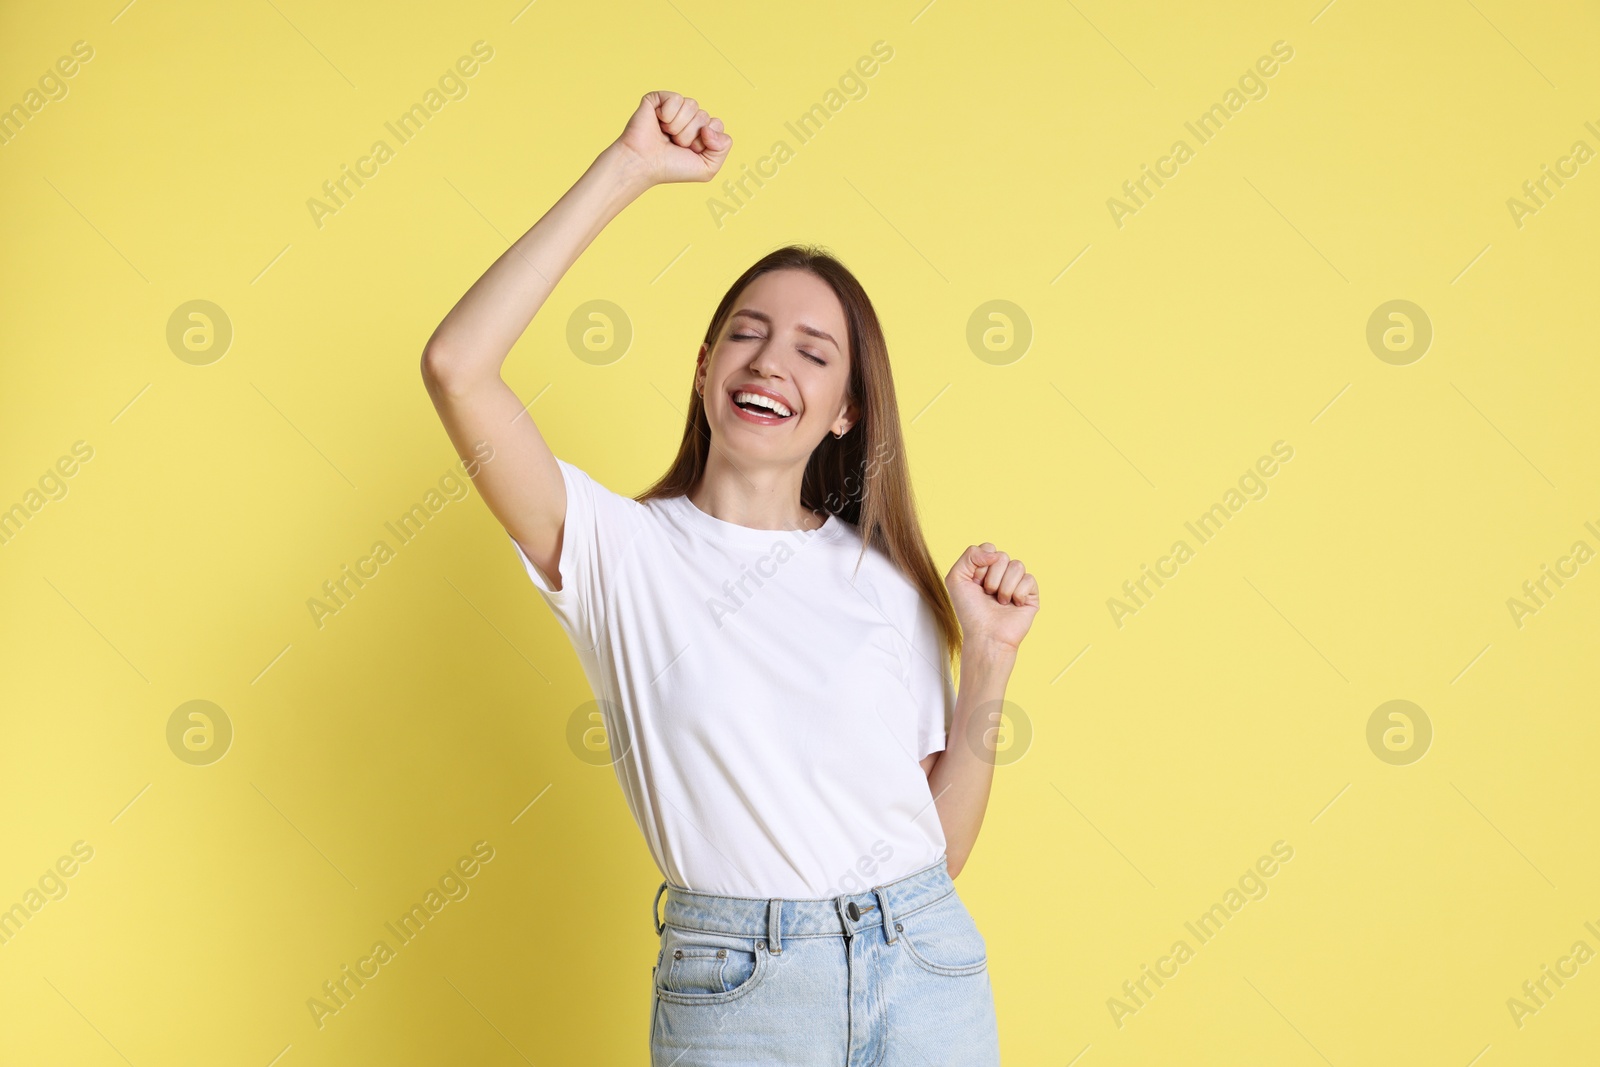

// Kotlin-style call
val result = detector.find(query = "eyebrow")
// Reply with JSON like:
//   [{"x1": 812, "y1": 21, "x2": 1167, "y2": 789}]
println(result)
[{"x1": 729, "y1": 308, "x2": 840, "y2": 352}]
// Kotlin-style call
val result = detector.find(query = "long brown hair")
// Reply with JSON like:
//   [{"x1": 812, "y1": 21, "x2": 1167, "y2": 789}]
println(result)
[{"x1": 635, "y1": 243, "x2": 962, "y2": 668}]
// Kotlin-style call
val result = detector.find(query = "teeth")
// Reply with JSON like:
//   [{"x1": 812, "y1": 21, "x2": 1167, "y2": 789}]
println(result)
[{"x1": 734, "y1": 391, "x2": 793, "y2": 417}]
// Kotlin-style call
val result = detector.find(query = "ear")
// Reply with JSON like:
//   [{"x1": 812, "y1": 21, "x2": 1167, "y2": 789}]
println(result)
[
  {"x1": 695, "y1": 342, "x2": 709, "y2": 395},
  {"x1": 833, "y1": 395, "x2": 860, "y2": 436}
]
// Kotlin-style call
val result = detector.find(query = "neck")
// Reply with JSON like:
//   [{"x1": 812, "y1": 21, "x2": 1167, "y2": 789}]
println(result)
[{"x1": 689, "y1": 453, "x2": 825, "y2": 531}]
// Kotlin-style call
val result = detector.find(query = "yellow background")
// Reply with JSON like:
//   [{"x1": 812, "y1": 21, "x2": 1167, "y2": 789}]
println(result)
[{"x1": 2, "y1": 0, "x2": 1597, "y2": 1063}]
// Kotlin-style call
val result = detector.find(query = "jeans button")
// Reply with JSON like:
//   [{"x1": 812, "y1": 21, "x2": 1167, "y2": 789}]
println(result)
[{"x1": 846, "y1": 901, "x2": 860, "y2": 920}]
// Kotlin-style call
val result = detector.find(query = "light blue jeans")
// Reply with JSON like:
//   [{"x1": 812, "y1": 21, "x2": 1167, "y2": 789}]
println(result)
[{"x1": 649, "y1": 856, "x2": 1000, "y2": 1065}]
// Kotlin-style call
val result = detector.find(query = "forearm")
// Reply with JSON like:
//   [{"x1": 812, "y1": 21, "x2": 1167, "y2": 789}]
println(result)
[
  {"x1": 927, "y1": 639, "x2": 1017, "y2": 877},
  {"x1": 423, "y1": 142, "x2": 652, "y2": 385}
]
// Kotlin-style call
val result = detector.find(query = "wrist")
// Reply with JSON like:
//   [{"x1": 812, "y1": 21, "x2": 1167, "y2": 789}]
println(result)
[
  {"x1": 960, "y1": 636, "x2": 1018, "y2": 668},
  {"x1": 597, "y1": 140, "x2": 655, "y2": 199}
]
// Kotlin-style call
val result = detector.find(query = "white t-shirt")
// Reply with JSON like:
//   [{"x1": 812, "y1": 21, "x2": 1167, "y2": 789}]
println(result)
[{"x1": 509, "y1": 457, "x2": 956, "y2": 899}]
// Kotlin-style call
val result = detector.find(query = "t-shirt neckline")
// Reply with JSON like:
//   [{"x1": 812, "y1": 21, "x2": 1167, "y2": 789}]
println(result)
[{"x1": 672, "y1": 491, "x2": 842, "y2": 547}]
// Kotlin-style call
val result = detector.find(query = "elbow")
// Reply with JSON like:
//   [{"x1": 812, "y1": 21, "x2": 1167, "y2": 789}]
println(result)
[
  {"x1": 420, "y1": 342, "x2": 455, "y2": 390},
  {"x1": 945, "y1": 853, "x2": 965, "y2": 880},
  {"x1": 421, "y1": 342, "x2": 478, "y2": 399}
]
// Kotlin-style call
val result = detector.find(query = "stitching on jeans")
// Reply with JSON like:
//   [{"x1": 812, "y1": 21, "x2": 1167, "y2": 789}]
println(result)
[
  {"x1": 662, "y1": 922, "x2": 854, "y2": 943},
  {"x1": 883, "y1": 887, "x2": 955, "y2": 924},
  {"x1": 872, "y1": 942, "x2": 891, "y2": 1065},
  {"x1": 655, "y1": 941, "x2": 771, "y2": 1005},
  {"x1": 898, "y1": 929, "x2": 988, "y2": 977},
  {"x1": 894, "y1": 894, "x2": 987, "y2": 976},
  {"x1": 666, "y1": 953, "x2": 728, "y2": 994},
  {"x1": 660, "y1": 921, "x2": 765, "y2": 940}
]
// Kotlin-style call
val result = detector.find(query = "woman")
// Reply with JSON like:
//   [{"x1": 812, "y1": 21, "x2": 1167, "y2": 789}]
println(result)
[{"x1": 421, "y1": 90, "x2": 1039, "y2": 1066}]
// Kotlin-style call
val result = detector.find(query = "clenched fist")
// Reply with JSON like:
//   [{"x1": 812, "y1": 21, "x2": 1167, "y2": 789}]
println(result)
[
  {"x1": 946, "y1": 543, "x2": 1040, "y2": 654},
  {"x1": 614, "y1": 91, "x2": 732, "y2": 186}
]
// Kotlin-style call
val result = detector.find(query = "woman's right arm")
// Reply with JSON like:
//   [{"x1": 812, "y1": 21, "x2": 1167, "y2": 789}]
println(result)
[{"x1": 420, "y1": 91, "x2": 729, "y2": 589}]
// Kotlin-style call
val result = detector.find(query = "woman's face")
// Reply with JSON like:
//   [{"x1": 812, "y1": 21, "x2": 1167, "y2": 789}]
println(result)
[{"x1": 695, "y1": 268, "x2": 857, "y2": 466}]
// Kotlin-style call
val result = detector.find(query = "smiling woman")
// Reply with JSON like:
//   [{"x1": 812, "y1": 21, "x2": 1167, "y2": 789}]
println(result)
[{"x1": 419, "y1": 90, "x2": 1038, "y2": 1066}]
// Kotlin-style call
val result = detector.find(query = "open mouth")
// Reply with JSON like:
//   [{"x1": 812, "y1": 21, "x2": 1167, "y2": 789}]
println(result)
[{"x1": 729, "y1": 390, "x2": 795, "y2": 423}]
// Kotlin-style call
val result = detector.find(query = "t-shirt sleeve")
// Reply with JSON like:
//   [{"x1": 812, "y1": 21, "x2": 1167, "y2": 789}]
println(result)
[
  {"x1": 507, "y1": 457, "x2": 641, "y2": 651},
  {"x1": 909, "y1": 596, "x2": 957, "y2": 762}
]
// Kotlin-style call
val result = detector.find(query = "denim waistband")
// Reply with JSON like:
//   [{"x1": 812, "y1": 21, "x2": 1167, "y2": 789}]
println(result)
[{"x1": 651, "y1": 855, "x2": 954, "y2": 953}]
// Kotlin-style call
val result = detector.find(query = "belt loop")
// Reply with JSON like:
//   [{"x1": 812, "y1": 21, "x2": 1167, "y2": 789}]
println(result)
[
  {"x1": 767, "y1": 898, "x2": 783, "y2": 954},
  {"x1": 875, "y1": 886, "x2": 896, "y2": 944},
  {"x1": 652, "y1": 880, "x2": 668, "y2": 936}
]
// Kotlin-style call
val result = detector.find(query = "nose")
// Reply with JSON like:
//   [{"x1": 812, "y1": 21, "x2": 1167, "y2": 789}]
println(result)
[
  {"x1": 745, "y1": 343, "x2": 788, "y2": 380},
  {"x1": 746, "y1": 360, "x2": 784, "y2": 384}
]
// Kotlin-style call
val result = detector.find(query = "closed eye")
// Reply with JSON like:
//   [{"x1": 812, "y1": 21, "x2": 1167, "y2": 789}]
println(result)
[{"x1": 730, "y1": 333, "x2": 827, "y2": 366}]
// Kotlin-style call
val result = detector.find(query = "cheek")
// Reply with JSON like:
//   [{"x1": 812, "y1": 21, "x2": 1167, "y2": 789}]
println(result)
[{"x1": 807, "y1": 372, "x2": 846, "y2": 411}]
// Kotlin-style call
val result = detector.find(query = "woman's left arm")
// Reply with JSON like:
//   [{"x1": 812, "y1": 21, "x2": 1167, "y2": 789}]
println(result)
[{"x1": 923, "y1": 543, "x2": 1040, "y2": 879}]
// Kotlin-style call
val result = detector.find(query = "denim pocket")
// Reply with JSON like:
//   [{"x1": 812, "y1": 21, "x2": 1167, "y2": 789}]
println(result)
[
  {"x1": 655, "y1": 925, "x2": 768, "y2": 1004},
  {"x1": 895, "y1": 890, "x2": 988, "y2": 976}
]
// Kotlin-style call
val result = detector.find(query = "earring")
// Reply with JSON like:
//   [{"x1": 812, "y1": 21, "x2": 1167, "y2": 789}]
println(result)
[{"x1": 832, "y1": 429, "x2": 844, "y2": 439}]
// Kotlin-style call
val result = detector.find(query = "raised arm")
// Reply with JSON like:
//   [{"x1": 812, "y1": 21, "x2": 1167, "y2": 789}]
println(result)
[
  {"x1": 926, "y1": 544, "x2": 1040, "y2": 878},
  {"x1": 420, "y1": 91, "x2": 730, "y2": 589}
]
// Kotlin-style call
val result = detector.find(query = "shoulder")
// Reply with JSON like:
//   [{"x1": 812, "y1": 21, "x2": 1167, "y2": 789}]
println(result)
[
  {"x1": 554, "y1": 457, "x2": 651, "y2": 520},
  {"x1": 556, "y1": 457, "x2": 632, "y2": 498}
]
